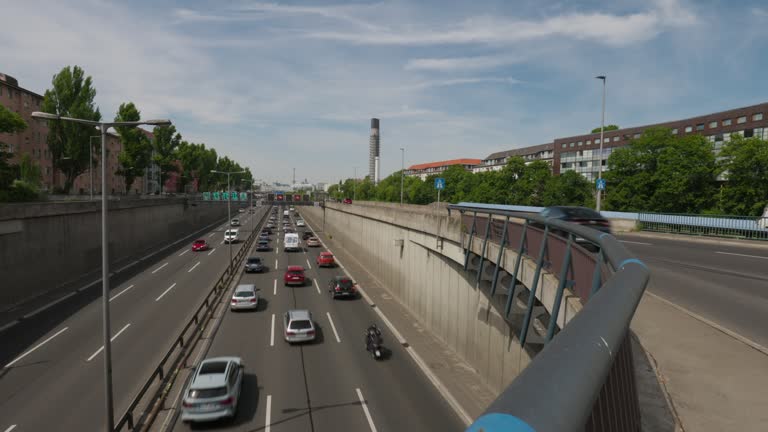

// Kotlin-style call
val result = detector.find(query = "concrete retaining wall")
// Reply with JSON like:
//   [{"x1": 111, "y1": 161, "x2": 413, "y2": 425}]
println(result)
[
  {"x1": 302, "y1": 203, "x2": 568, "y2": 394},
  {"x1": 0, "y1": 198, "x2": 231, "y2": 308}
]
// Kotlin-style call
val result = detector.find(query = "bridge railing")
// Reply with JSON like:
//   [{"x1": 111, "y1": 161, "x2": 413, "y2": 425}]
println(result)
[{"x1": 448, "y1": 203, "x2": 650, "y2": 432}]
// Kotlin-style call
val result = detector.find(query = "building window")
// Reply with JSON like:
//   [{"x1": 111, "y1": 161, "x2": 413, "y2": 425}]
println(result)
[
  {"x1": 586, "y1": 140, "x2": 591, "y2": 145},
  {"x1": 723, "y1": 119, "x2": 732, "y2": 126},
  {"x1": 561, "y1": 143, "x2": 566, "y2": 148},
  {"x1": 744, "y1": 129, "x2": 754, "y2": 138},
  {"x1": 671, "y1": 128, "x2": 678, "y2": 134},
  {"x1": 633, "y1": 133, "x2": 641, "y2": 139},
  {"x1": 696, "y1": 123, "x2": 704, "y2": 131},
  {"x1": 578, "y1": 141, "x2": 583, "y2": 146},
  {"x1": 737, "y1": 116, "x2": 747, "y2": 124},
  {"x1": 753, "y1": 113, "x2": 763, "y2": 121},
  {"x1": 709, "y1": 121, "x2": 717, "y2": 128},
  {"x1": 595, "y1": 138, "x2": 601, "y2": 144},
  {"x1": 684, "y1": 126, "x2": 693, "y2": 133},
  {"x1": 613, "y1": 136, "x2": 620, "y2": 142},
  {"x1": 569, "y1": 142, "x2": 575, "y2": 147}
]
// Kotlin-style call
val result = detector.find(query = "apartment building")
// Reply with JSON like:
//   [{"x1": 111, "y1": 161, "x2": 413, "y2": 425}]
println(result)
[
  {"x1": 404, "y1": 158, "x2": 482, "y2": 180},
  {"x1": 473, "y1": 143, "x2": 554, "y2": 173}
]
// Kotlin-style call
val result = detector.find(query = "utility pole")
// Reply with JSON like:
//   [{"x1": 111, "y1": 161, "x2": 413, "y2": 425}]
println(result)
[{"x1": 595, "y1": 75, "x2": 606, "y2": 212}]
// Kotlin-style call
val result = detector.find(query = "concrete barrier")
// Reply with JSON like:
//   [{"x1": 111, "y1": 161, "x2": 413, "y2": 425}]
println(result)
[{"x1": 0, "y1": 198, "x2": 231, "y2": 309}]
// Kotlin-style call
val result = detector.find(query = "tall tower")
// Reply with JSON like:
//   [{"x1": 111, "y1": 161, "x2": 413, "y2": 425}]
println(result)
[{"x1": 369, "y1": 118, "x2": 380, "y2": 184}]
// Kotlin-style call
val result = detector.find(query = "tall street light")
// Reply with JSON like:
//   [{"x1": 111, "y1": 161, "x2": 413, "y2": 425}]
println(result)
[
  {"x1": 595, "y1": 75, "x2": 606, "y2": 212},
  {"x1": 242, "y1": 178, "x2": 254, "y2": 234},
  {"x1": 90, "y1": 135, "x2": 100, "y2": 200},
  {"x1": 211, "y1": 169, "x2": 246, "y2": 270},
  {"x1": 32, "y1": 111, "x2": 171, "y2": 432},
  {"x1": 400, "y1": 147, "x2": 405, "y2": 205}
]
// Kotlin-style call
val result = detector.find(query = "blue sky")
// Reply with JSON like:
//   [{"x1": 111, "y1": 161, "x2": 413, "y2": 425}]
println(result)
[{"x1": 2, "y1": 0, "x2": 768, "y2": 185}]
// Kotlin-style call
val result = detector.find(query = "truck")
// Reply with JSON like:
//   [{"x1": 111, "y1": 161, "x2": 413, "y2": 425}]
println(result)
[{"x1": 284, "y1": 233, "x2": 300, "y2": 252}]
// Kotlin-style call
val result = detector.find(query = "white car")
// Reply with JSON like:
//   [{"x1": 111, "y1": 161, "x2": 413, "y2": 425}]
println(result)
[
  {"x1": 296, "y1": 219, "x2": 305, "y2": 227},
  {"x1": 224, "y1": 229, "x2": 239, "y2": 243},
  {"x1": 181, "y1": 357, "x2": 243, "y2": 423},
  {"x1": 231, "y1": 284, "x2": 259, "y2": 311},
  {"x1": 231, "y1": 218, "x2": 240, "y2": 226}
]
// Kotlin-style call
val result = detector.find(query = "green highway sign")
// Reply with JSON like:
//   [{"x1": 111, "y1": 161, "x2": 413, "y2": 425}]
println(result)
[
  {"x1": 231, "y1": 191, "x2": 239, "y2": 201},
  {"x1": 213, "y1": 191, "x2": 221, "y2": 200},
  {"x1": 240, "y1": 192, "x2": 248, "y2": 201},
  {"x1": 203, "y1": 192, "x2": 211, "y2": 200}
]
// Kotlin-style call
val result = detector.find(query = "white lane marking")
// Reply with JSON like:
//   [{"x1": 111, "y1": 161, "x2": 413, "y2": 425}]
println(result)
[
  {"x1": 276, "y1": 247, "x2": 279, "y2": 254},
  {"x1": 265, "y1": 395, "x2": 272, "y2": 432},
  {"x1": 306, "y1": 259, "x2": 312, "y2": 270},
  {"x1": 86, "y1": 323, "x2": 131, "y2": 362},
  {"x1": 270, "y1": 314, "x2": 275, "y2": 347},
  {"x1": 151, "y1": 262, "x2": 169, "y2": 274},
  {"x1": 155, "y1": 283, "x2": 178, "y2": 302},
  {"x1": 5, "y1": 327, "x2": 69, "y2": 368},
  {"x1": 179, "y1": 249, "x2": 190, "y2": 257},
  {"x1": 356, "y1": 388, "x2": 378, "y2": 432},
  {"x1": 23, "y1": 291, "x2": 77, "y2": 319},
  {"x1": 314, "y1": 279, "x2": 321, "y2": 295},
  {"x1": 208, "y1": 232, "x2": 215, "y2": 237},
  {"x1": 326, "y1": 312, "x2": 341, "y2": 343},
  {"x1": 716, "y1": 251, "x2": 768, "y2": 260},
  {"x1": 109, "y1": 285, "x2": 135, "y2": 302},
  {"x1": 275, "y1": 259, "x2": 278, "y2": 269},
  {"x1": 220, "y1": 240, "x2": 225, "y2": 244},
  {"x1": 208, "y1": 248, "x2": 216, "y2": 256},
  {"x1": 4, "y1": 425, "x2": 17, "y2": 432},
  {"x1": 619, "y1": 240, "x2": 653, "y2": 246},
  {"x1": 188, "y1": 262, "x2": 201, "y2": 273},
  {"x1": 273, "y1": 279, "x2": 277, "y2": 296}
]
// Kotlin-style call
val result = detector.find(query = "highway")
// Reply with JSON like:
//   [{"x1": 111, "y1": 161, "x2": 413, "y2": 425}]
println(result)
[
  {"x1": 168, "y1": 208, "x2": 463, "y2": 432},
  {"x1": 618, "y1": 233, "x2": 768, "y2": 347},
  {"x1": 0, "y1": 208, "x2": 265, "y2": 432}
]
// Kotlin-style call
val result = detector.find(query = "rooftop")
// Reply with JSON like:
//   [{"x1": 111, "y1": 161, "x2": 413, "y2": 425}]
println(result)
[
  {"x1": 483, "y1": 143, "x2": 553, "y2": 161},
  {"x1": 408, "y1": 158, "x2": 483, "y2": 171}
]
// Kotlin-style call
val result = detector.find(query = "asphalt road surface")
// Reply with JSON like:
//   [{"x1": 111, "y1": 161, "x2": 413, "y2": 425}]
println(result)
[
  {"x1": 618, "y1": 233, "x2": 768, "y2": 347},
  {"x1": 0, "y1": 208, "x2": 266, "y2": 432},
  {"x1": 169, "y1": 208, "x2": 463, "y2": 432}
]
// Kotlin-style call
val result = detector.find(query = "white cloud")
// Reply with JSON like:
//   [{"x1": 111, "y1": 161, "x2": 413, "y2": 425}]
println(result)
[
  {"x1": 402, "y1": 77, "x2": 521, "y2": 90},
  {"x1": 404, "y1": 55, "x2": 523, "y2": 71},
  {"x1": 752, "y1": 7, "x2": 768, "y2": 17}
]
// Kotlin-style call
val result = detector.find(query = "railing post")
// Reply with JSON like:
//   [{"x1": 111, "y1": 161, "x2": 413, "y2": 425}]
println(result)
[
  {"x1": 476, "y1": 214, "x2": 493, "y2": 284},
  {"x1": 591, "y1": 248, "x2": 604, "y2": 297},
  {"x1": 546, "y1": 233, "x2": 573, "y2": 342},
  {"x1": 157, "y1": 365, "x2": 164, "y2": 380},
  {"x1": 519, "y1": 225, "x2": 549, "y2": 347},
  {"x1": 127, "y1": 413, "x2": 134, "y2": 430},
  {"x1": 464, "y1": 212, "x2": 477, "y2": 270},
  {"x1": 490, "y1": 216, "x2": 509, "y2": 296},
  {"x1": 504, "y1": 221, "x2": 528, "y2": 317}
]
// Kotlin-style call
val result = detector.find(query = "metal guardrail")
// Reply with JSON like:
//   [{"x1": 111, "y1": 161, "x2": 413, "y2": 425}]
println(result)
[
  {"x1": 114, "y1": 207, "x2": 269, "y2": 431},
  {"x1": 449, "y1": 204, "x2": 651, "y2": 432},
  {"x1": 638, "y1": 212, "x2": 768, "y2": 240}
]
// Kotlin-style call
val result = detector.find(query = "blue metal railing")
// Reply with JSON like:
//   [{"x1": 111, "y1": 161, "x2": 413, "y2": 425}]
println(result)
[{"x1": 449, "y1": 203, "x2": 650, "y2": 432}]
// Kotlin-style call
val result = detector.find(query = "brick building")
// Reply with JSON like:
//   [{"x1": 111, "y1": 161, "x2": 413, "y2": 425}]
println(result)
[
  {"x1": 404, "y1": 158, "x2": 482, "y2": 180},
  {"x1": 473, "y1": 143, "x2": 553, "y2": 173}
]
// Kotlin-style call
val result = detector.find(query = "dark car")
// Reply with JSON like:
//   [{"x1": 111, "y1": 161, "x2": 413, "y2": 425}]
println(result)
[
  {"x1": 328, "y1": 276, "x2": 356, "y2": 299},
  {"x1": 540, "y1": 206, "x2": 611, "y2": 243},
  {"x1": 302, "y1": 231, "x2": 314, "y2": 240},
  {"x1": 244, "y1": 256, "x2": 265, "y2": 273},
  {"x1": 259, "y1": 232, "x2": 270, "y2": 240},
  {"x1": 256, "y1": 239, "x2": 270, "y2": 251},
  {"x1": 262, "y1": 227, "x2": 272, "y2": 235}
]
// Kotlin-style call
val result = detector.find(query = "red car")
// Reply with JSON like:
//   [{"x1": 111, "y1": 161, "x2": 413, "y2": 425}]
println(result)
[
  {"x1": 192, "y1": 239, "x2": 209, "y2": 252},
  {"x1": 343, "y1": 198, "x2": 352, "y2": 204},
  {"x1": 284, "y1": 265, "x2": 306, "y2": 286},
  {"x1": 316, "y1": 251, "x2": 335, "y2": 268}
]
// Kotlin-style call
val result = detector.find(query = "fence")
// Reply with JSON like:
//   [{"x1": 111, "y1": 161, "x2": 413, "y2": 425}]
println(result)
[
  {"x1": 114, "y1": 207, "x2": 268, "y2": 431},
  {"x1": 450, "y1": 204, "x2": 650, "y2": 432}
]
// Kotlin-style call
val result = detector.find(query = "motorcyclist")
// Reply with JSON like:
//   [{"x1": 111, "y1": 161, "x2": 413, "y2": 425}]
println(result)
[{"x1": 365, "y1": 324, "x2": 382, "y2": 351}]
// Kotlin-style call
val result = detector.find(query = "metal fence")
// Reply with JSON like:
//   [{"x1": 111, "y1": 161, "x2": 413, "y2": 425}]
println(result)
[
  {"x1": 638, "y1": 212, "x2": 768, "y2": 241},
  {"x1": 114, "y1": 207, "x2": 268, "y2": 431},
  {"x1": 449, "y1": 204, "x2": 650, "y2": 432}
]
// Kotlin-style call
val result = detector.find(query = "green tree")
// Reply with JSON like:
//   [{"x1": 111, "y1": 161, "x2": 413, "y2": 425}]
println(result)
[
  {"x1": 0, "y1": 102, "x2": 27, "y2": 191},
  {"x1": 41, "y1": 65, "x2": 102, "y2": 193},
  {"x1": 543, "y1": 170, "x2": 593, "y2": 207},
  {"x1": 509, "y1": 160, "x2": 551, "y2": 206},
  {"x1": 591, "y1": 125, "x2": 620, "y2": 133},
  {"x1": 18, "y1": 154, "x2": 42, "y2": 187},
  {"x1": 152, "y1": 125, "x2": 182, "y2": 193},
  {"x1": 604, "y1": 127, "x2": 717, "y2": 213},
  {"x1": 717, "y1": 135, "x2": 768, "y2": 216},
  {"x1": 114, "y1": 102, "x2": 152, "y2": 193}
]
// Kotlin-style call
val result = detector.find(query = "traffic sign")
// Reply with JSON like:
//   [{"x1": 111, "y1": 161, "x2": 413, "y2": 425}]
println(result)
[
  {"x1": 240, "y1": 192, "x2": 248, "y2": 201},
  {"x1": 596, "y1": 178, "x2": 606, "y2": 191},
  {"x1": 434, "y1": 177, "x2": 446, "y2": 190},
  {"x1": 213, "y1": 191, "x2": 221, "y2": 200},
  {"x1": 230, "y1": 191, "x2": 238, "y2": 201}
]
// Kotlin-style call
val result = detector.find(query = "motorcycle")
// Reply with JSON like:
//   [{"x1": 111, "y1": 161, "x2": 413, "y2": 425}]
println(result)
[{"x1": 365, "y1": 326, "x2": 384, "y2": 360}]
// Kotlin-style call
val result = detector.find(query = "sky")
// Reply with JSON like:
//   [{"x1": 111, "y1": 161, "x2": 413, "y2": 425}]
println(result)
[{"x1": 2, "y1": 0, "x2": 768, "y2": 185}]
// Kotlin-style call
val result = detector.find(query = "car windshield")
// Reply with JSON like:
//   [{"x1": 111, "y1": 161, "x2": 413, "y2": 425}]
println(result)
[
  {"x1": 194, "y1": 240, "x2": 205, "y2": 244},
  {"x1": 199, "y1": 361, "x2": 227, "y2": 374},
  {"x1": 288, "y1": 270, "x2": 303, "y2": 276},
  {"x1": 234, "y1": 291, "x2": 253, "y2": 298},
  {"x1": 189, "y1": 387, "x2": 227, "y2": 399},
  {"x1": 337, "y1": 279, "x2": 354, "y2": 289},
  {"x1": 562, "y1": 207, "x2": 602, "y2": 219},
  {"x1": 289, "y1": 320, "x2": 312, "y2": 330},
  {"x1": 247, "y1": 258, "x2": 261, "y2": 264}
]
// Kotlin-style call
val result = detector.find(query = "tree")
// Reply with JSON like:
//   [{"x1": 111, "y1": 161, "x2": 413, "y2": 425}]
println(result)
[
  {"x1": 151, "y1": 125, "x2": 182, "y2": 193},
  {"x1": 509, "y1": 160, "x2": 551, "y2": 206},
  {"x1": 41, "y1": 65, "x2": 101, "y2": 193},
  {"x1": 0, "y1": 102, "x2": 27, "y2": 191},
  {"x1": 591, "y1": 125, "x2": 620, "y2": 133},
  {"x1": 604, "y1": 127, "x2": 717, "y2": 213},
  {"x1": 543, "y1": 170, "x2": 593, "y2": 207},
  {"x1": 114, "y1": 102, "x2": 152, "y2": 193},
  {"x1": 717, "y1": 135, "x2": 768, "y2": 216}
]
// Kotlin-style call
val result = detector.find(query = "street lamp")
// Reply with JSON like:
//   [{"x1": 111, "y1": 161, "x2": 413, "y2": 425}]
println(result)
[
  {"x1": 241, "y1": 179, "x2": 254, "y2": 234},
  {"x1": 31, "y1": 111, "x2": 170, "y2": 432},
  {"x1": 400, "y1": 147, "x2": 405, "y2": 205},
  {"x1": 595, "y1": 75, "x2": 606, "y2": 212},
  {"x1": 90, "y1": 135, "x2": 100, "y2": 200},
  {"x1": 211, "y1": 169, "x2": 246, "y2": 270}
]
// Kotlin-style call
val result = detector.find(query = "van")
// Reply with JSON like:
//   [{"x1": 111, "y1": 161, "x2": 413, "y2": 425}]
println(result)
[
  {"x1": 224, "y1": 229, "x2": 239, "y2": 244},
  {"x1": 284, "y1": 233, "x2": 300, "y2": 251},
  {"x1": 283, "y1": 210, "x2": 290, "y2": 217}
]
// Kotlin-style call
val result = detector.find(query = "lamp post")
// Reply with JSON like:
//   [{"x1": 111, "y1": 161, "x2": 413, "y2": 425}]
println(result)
[
  {"x1": 89, "y1": 135, "x2": 100, "y2": 199},
  {"x1": 32, "y1": 111, "x2": 171, "y2": 432},
  {"x1": 211, "y1": 169, "x2": 246, "y2": 271},
  {"x1": 595, "y1": 75, "x2": 606, "y2": 212},
  {"x1": 400, "y1": 147, "x2": 405, "y2": 205},
  {"x1": 242, "y1": 179, "x2": 254, "y2": 234}
]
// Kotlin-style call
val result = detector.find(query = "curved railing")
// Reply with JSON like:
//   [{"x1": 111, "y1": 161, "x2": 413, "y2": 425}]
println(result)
[{"x1": 448, "y1": 203, "x2": 650, "y2": 432}]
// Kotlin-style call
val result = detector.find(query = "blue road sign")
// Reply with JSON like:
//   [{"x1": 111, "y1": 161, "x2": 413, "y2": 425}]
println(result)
[
  {"x1": 596, "y1": 178, "x2": 606, "y2": 191},
  {"x1": 435, "y1": 177, "x2": 446, "y2": 190}
]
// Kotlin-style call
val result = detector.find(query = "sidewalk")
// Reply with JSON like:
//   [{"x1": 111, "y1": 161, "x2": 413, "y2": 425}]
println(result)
[
  {"x1": 632, "y1": 292, "x2": 768, "y2": 432},
  {"x1": 301, "y1": 210, "x2": 497, "y2": 423}
]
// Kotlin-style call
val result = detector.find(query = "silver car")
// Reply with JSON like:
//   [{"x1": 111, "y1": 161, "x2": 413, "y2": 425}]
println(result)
[
  {"x1": 230, "y1": 284, "x2": 259, "y2": 311},
  {"x1": 181, "y1": 357, "x2": 243, "y2": 423},
  {"x1": 283, "y1": 309, "x2": 316, "y2": 343}
]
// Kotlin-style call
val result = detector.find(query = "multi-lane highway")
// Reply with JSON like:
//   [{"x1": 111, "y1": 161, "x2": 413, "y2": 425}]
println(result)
[
  {"x1": 167, "y1": 208, "x2": 463, "y2": 432},
  {"x1": 0, "y1": 208, "x2": 265, "y2": 432},
  {"x1": 618, "y1": 233, "x2": 768, "y2": 346}
]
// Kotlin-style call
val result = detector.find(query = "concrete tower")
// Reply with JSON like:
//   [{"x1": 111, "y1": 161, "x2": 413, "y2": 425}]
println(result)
[{"x1": 369, "y1": 118, "x2": 380, "y2": 184}]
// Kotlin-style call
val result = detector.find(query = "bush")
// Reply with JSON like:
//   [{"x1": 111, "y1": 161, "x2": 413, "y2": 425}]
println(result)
[{"x1": 0, "y1": 180, "x2": 40, "y2": 202}]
